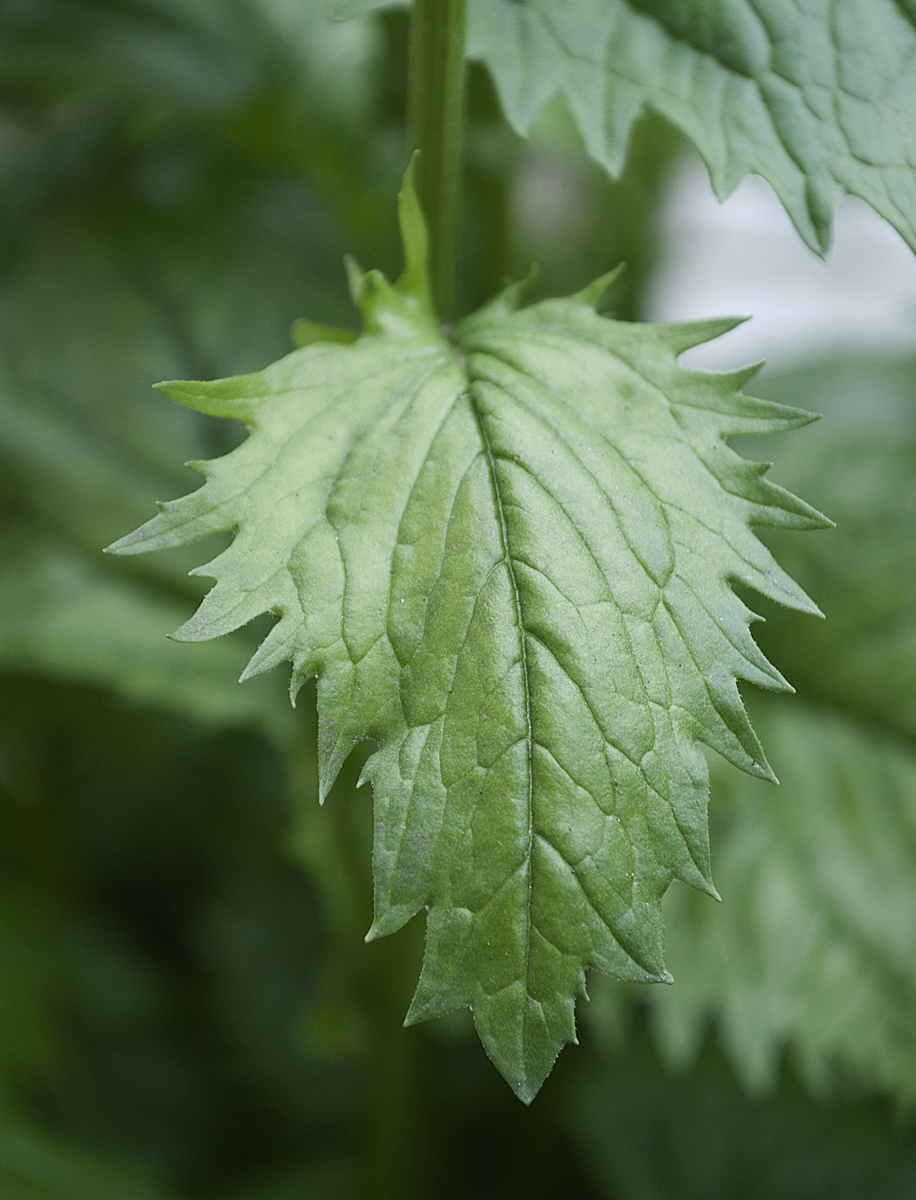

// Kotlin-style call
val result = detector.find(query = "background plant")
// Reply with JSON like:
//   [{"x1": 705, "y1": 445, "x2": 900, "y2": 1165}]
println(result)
[{"x1": 0, "y1": 0, "x2": 915, "y2": 1196}]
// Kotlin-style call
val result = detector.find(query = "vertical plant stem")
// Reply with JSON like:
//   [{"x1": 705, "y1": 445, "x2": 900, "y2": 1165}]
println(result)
[
  {"x1": 408, "y1": 0, "x2": 467, "y2": 319},
  {"x1": 287, "y1": 708, "x2": 426, "y2": 1197}
]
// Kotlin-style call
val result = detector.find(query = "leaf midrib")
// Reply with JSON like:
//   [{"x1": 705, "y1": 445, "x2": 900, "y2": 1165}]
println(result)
[
  {"x1": 466, "y1": 382, "x2": 537, "y2": 1022},
  {"x1": 457, "y1": 339, "x2": 671, "y2": 1014}
]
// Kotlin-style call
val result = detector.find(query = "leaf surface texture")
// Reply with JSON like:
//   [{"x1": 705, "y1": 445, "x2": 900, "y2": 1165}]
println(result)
[{"x1": 111, "y1": 181, "x2": 825, "y2": 1099}]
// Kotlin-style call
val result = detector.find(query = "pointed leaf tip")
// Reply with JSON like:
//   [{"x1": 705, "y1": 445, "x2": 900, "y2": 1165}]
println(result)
[
  {"x1": 498, "y1": 264, "x2": 541, "y2": 313},
  {"x1": 395, "y1": 152, "x2": 432, "y2": 306},
  {"x1": 345, "y1": 253, "x2": 366, "y2": 307},
  {"x1": 573, "y1": 263, "x2": 626, "y2": 308},
  {"x1": 665, "y1": 315, "x2": 750, "y2": 356}
]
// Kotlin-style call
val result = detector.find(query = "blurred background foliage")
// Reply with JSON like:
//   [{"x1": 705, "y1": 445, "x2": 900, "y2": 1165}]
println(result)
[{"x1": 0, "y1": 1, "x2": 915, "y2": 1196}]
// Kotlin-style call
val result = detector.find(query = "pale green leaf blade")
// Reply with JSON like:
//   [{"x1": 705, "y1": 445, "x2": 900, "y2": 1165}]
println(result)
[
  {"x1": 0, "y1": 537, "x2": 292, "y2": 736},
  {"x1": 110, "y1": 181, "x2": 824, "y2": 1100},
  {"x1": 468, "y1": 0, "x2": 916, "y2": 254},
  {"x1": 649, "y1": 695, "x2": 916, "y2": 1103}
]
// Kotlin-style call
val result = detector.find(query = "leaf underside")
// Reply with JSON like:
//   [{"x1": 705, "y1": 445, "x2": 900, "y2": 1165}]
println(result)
[
  {"x1": 467, "y1": 0, "x2": 916, "y2": 255},
  {"x1": 109, "y1": 173, "x2": 827, "y2": 1101}
]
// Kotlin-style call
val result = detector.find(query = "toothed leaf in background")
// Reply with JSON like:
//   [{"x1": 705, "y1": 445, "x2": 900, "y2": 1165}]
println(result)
[
  {"x1": 748, "y1": 354, "x2": 916, "y2": 743},
  {"x1": 467, "y1": 0, "x2": 916, "y2": 255},
  {"x1": 566, "y1": 1034, "x2": 916, "y2": 1200},
  {"x1": 0, "y1": 537, "x2": 292, "y2": 738},
  {"x1": 650, "y1": 696, "x2": 916, "y2": 1103},
  {"x1": 639, "y1": 354, "x2": 916, "y2": 1102},
  {"x1": 111, "y1": 172, "x2": 826, "y2": 1100},
  {"x1": 581, "y1": 353, "x2": 916, "y2": 1108}
]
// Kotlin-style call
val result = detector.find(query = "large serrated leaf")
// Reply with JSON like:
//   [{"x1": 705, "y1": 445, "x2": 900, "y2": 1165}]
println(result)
[
  {"x1": 467, "y1": 0, "x2": 916, "y2": 255},
  {"x1": 110, "y1": 171, "x2": 826, "y2": 1100}
]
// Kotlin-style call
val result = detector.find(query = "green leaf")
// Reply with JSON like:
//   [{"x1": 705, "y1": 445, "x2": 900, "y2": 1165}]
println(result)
[
  {"x1": 0, "y1": 0, "x2": 382, "y2": 129},
  {"x1": 581, "y1": 354, "x2": 916, "y2": 1106},
  {"x1": 110, "y1": 173, "x2": 825, "y2": 1101},
  {"x1": 649, "y1": 695, "x2": 916, "y2": 1103},
  {"x1": 566, "y1": 1033, "x2": 916, "y2": 1200},
  {"x1": 0, "y1": 537, "x2": 292, "y2": 737},
  {"x1": 749, "y1": 354, "x2": 916, "y2": 742},
  {"x1": 468, "y1": 0, "x2": 916, "y2": 254}
]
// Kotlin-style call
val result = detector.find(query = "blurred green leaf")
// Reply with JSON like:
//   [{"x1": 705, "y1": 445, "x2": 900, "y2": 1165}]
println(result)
[
  {"x1": 751, "y1": 355, "x2": 916, "y2": 742},
  {"x1": 0, "y1": 0, "x2": 378, "y2": 732},
  {"x1": 650, "y1": 696, "x2": 916, "y2": 1102},
  {"x1": 566, "y1": 1035, "x2": 916, "y2": 1200},
  {"x1": 0, "y1": 0, "x2": 382, "y2": 125},
  {"x1": 0, "y1": 537, "x2": 291, "y2": 734}
]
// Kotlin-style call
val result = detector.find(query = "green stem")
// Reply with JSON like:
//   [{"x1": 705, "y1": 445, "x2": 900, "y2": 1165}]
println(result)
[
  {"x1": 287, "y1": 710, "x2": 425, "y2": 1197},
  {"x1": 408, "y1": 0, "x2": 467, "y2": 320}
]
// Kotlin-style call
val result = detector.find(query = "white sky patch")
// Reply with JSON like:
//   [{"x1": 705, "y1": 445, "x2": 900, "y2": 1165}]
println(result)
[{"x1": 648, "y1": 158, "x2": 916, "y2": 372}]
